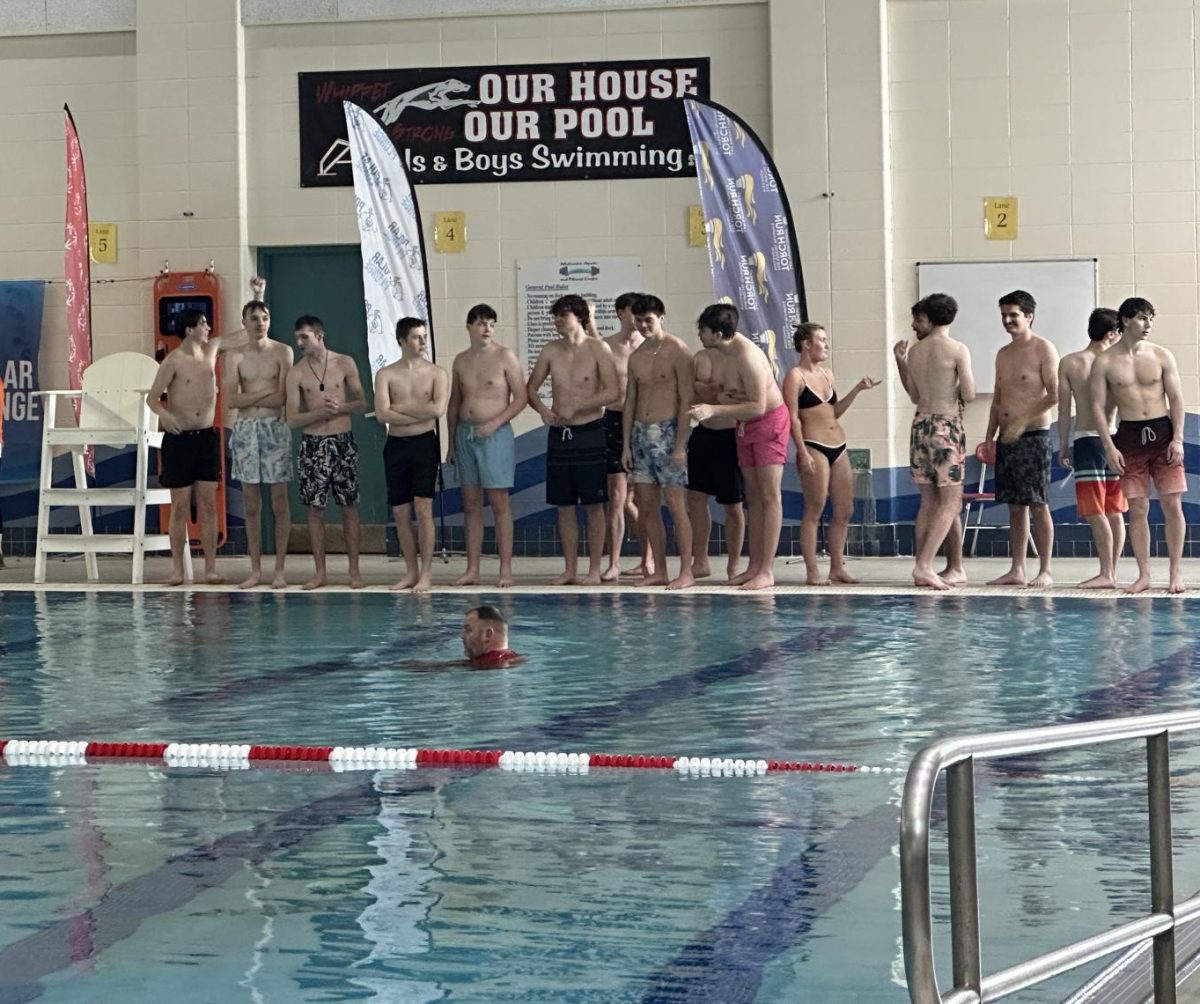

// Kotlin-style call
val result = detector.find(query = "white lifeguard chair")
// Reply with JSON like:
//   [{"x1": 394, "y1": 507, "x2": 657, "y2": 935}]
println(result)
[{"x1": 34, "y1": 352, "x2": 191, "y2": 584}]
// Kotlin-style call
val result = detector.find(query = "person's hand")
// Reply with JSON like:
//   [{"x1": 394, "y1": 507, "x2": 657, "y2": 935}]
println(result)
[
  {"x1": 854, "y1": 377, "x2": 882, "y2": 393},
  {"x1": 555, "y1": 402, "x2": 575, "y2": 422},
  {"x1": 159, "y1": 413, "x2": 182, "y2": 435},
  {"x1": 250, "y1": 275, "x2": 266, "y2": 298},
  {"x1": 323, "y1": 395, "x2": 342, "y2": 417},
  {"x1": 621, "y1": 447, "x2": 633, "y2": 473},
  {"x1": 476, "y1": 419, "x2": 498, "y2": 439},
  {"x1": 797, "y1": 450, "x2": 815, "y2": 475},
  {"x1": 1168, "y1": 440, "x2": 1184, "y2": 467},
  {"x1": 717, "y1": 389, "x2": 745, "y2": 405},
  {"x1": 689, "y1": 403, "x2": 715, "y2": 423},
  {"x1": 893, "y1": 340, "x2": 909, "y2": 364},
  {"x1": 540, "y1": 409, "x2": 561, "y2": 427},
  {"x1": 671, "y1": 446, "x2": 686, "y2": 469},
  {"x1": 1059, "y1": 450, "x2": 1073, "y2": 471},
  {"x1": 1105, "y1": 445, "x2": 1125, "y2": 475},
  {"x1": 445, "y1": 442, "x2": 456, "y2": 464}
]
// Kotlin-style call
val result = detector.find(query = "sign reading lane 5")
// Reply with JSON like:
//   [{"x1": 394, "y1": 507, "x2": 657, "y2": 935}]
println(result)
[{"x1": 89, "y1": 223, "x2": 117, "y2": 263}]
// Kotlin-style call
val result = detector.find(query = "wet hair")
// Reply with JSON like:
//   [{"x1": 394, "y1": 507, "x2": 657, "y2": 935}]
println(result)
[
  {"x1": 550, "y1": 293, "x2": 590, "y2": 327},
  {"x1": 912, "y1": 293, "x2": 958, "y2": 327},
  {"x1": 792, "y1": 321, "x2": 826, "y2": 352},
  {"x1": 1118, "y1": 297, "x2": 1156, "y2": 326},
  {"x1": 998, "y1": 290, "x2": 1037, "y2": 316},
  {"x1": 614, "y1": 291, "x2": 640, "y2": 312},
  {"x1": 241, "y1": 299, "x2": 269, "y2": 320},
  {"x1": 177, "y1": 309, "x2": 208, "y2": 335},
  {"x1": 468, "y1": 605, "x2": 508, "y2": 629},
  {"x1": 294, "y1": 314, "x2": 325, "y2": 335},
  {"x1": 467, "y1": 303, "x2": 497, "y2": 325},
  {"x1": 631, "y1": 293, "x2": 665, "y2": 317},
  {"x1": 1087, "y1": 307, "x2": 1120, "y2": 342},
  {"x1": 396, "y1": 316, "x2": 427, "y2": 343},
  {"x1": 696, "y1": 303, "x2": 738, "y2": 340}
]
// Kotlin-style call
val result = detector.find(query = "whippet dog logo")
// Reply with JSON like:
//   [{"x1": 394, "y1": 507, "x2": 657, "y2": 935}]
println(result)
[
  {"x1": 764, "y1": 328, "x2": 780, "y2": 381},
  {"x1": 320, "y1": 78, "x2": 479, "y2": 177},
  {"x1": 737, "y1": 173, "x2": 757, "y2": 224},
  {"x1": 696, "y1": 141, "x2": 715, "y2": 189},
  {"x1": 708, "y1": 216, "x2": 726, "y2": 268},
  {"x1": 752, "y1": 251, "x2": 769, "y2": 302}
]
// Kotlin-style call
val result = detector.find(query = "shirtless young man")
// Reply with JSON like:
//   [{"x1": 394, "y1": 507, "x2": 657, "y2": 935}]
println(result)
[
  {"x1": 446, "y1": 304, "x2": 526, "y2": 588},
  {"x1": 893, "y1": 294, "x2": 976, "y2": 590},
  {"x1": 601, "y1": 291, "x2": 650, "y2": 582},
  {"x1": 984, "y1": 290, "x2": 1059, "y2": 588},
  {"x1": 147, "y1": 310, "x2": 230, "y2": 586},
  {"x1": 226, "y1": 299, "x2": 294, "y2": 589},
  {"x1": 1058, "y1": 308, "x2": 1126, "y2": 589},
  {"x1": 375, "y1": 317, "x2": 449, "y2": 593},
  {"x1": 285, "y1": 315, "x2": 367, "y2": 590},
  {"x1": 621, "y1": 294, "x2": 694, "y2": 590},
  {"x1": 687, "y1": 305, "x2": 788, "y2": 591},
  {"x1": 526, "y1": 293, "x2": 620, "y2": 585},
  {"x1": 688, "y1": 309, "x2": 746, "y2": 582},
  {"x1": 1089, "y1": 298, "x2": 1186, "y2": 594}
]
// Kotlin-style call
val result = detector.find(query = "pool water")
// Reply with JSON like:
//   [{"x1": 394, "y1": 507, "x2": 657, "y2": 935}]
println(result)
[{"x1": 2, "y1": 591, "x2": 1200, "y2": 1002}]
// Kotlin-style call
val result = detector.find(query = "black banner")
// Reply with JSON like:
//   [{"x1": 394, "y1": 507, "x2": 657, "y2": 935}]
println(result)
[{"x1": 298, "y1": 58, "x2": 710, "y2": 186}]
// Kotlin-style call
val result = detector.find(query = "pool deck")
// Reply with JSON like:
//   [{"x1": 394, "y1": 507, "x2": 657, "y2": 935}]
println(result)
[{"x1": 3, "y1": 551, "x2": 1199, "y2": 596}]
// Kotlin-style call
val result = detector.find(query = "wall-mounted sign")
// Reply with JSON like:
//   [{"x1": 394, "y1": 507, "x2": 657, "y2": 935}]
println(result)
[
  {"x1": 983, "y1": 196, "x2": 1018, "y2": 240},
  {"x1": 299, "y1": 58, "x2": 710, "y2": 187},
  {"x1": 434, "y1": 211, "x2": 466, "y2": 253},
  {"x1": 687, "y1": 205, "x2": 706, "y2": 247},
  {"x1": 89, "y1": 223, "x2": 117, "y2": 263}
]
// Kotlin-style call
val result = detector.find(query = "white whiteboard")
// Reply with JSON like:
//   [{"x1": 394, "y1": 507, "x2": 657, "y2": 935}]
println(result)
[{"x1": 916, "y1": 258, "x2": 1098, "y2": 393}]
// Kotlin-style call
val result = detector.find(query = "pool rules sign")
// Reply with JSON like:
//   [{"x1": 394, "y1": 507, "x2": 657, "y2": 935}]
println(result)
[{"x1": 299, "y1": 58, "x2": 710, "y2": 186}]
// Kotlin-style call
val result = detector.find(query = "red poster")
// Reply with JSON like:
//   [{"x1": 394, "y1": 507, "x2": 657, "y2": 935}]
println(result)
[{"x1": 64, "y1": 105, "x2": 93, "y2": 473}]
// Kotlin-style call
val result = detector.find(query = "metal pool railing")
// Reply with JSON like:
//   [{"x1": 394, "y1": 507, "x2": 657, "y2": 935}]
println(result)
[{"x1": 900, "y1": 709, "x2": 1200, "y2": 1004}]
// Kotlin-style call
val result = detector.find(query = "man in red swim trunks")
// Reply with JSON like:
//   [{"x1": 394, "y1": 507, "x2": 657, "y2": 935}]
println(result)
[
  {"x1": 461, "y1": 605, "x2": 521, "y2": 668},
  {"x1": 687, "y1": 304, "x2": 787, "y2": 591}
]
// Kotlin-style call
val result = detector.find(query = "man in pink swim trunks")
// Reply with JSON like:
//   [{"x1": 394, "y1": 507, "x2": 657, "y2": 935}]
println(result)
[{"x1": 688, "y1": 304, "x2": 787, "y2": 591}]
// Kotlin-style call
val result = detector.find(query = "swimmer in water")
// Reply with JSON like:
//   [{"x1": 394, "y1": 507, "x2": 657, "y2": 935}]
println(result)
[{"x1": 461, "y1": 605, "x2": 521, "y2": 669}]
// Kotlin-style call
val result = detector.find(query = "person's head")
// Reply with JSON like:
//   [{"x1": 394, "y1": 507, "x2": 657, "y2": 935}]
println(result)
[
  {"x1": 466, "y1": 303, "x2": 497, "y2": 343},
  {"x1": 462, "y1": 605, "x2": 509, "y2": 660},
  {"x1": 615, "y1": 291, "x2": 639, "y2": 327},
  {"x1": 1087, "y1": 307, "x2": 1120, "y2": 344},
  {"x1": 1118, "y1": 297, "x2": 1155, "y2": 340},
  {"x1": 792, "y1": 321, "x2": 828, "y2": 360},
  {"x1": 550, "y1": 294, "x2": 589, "y2": 335},
  {"x1": 396, "y1": 316, "x2": 428, "y2": 357},
  {"x1": 241, "y1": 300, "x2": 270, "y2": 339},
  {"x1": 179, "y1": 309, "x2": 211, "y2": 342},
  {"x1": 998, "y1": 290, "x2": 1036, "y2": 337},
  {"x1": 631, "y1": 293, "x2": 666, "y2": 337},
  {"x1": 293, "y1": 314, "x2": 325, "y2": 356},
  {"x1": 696, "y1": 303, "x2": 738, "y2": 341},
  {"x1": 912, "y1": 293, "x2": 957, "y2": 332}
]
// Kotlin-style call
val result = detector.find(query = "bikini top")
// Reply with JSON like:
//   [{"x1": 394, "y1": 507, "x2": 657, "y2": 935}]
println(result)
[{"x1": 797, "y1": 379, "x2": 837, "y2": 410}]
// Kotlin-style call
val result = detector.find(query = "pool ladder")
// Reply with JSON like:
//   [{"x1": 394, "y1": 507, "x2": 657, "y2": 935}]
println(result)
[{"x1": 900, "y1": 709, "x2": 1200, "y2": 1004}]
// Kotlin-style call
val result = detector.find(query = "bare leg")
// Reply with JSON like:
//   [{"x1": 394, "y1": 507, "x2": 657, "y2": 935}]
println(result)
[
  {"x1": 635, "y1": 483, "x2": 669, "y2": 586},
  {"x1": 1025, "y1": 503, "x2": 1053, "y2": 587},
  {"x1": 729, "y1": 470, "x2": 759, "y2": 586},
  {"x1": 302, "y1": 506, "x2": 327, "y2": 590},
  {"x1": 724, "y1": 502, "x2": 745, "y2": 581},
  {"x1": 664, "y1": 485, "x2": 694, "y2": 589},
  {"x1": 797, "y1": 458, "x2": 831, "y2": 585},
  {"x1": 939, "y1": 515, "x2": 967, "y2": 585},
  {"x1": 240, "y1": 482, "x2": 264, "y2": 588},
  {"x1": 1108, "y1": 510, "x2": 1126, "y2": 582},
  {"x1": 826, "y1": 454, "x2": 858, "y2": 584},
  {"x1": 1079, "y1": 513, "x2": 1117, "y2": 588},
  {"x1": 1124, "y1": 497, "x2": 1152, "y2": 593},
  {"x1": 269, "y1": 482, "x2": 290, "y2": 588},
  {"x1": 1163, "y1": 493, "x2": 1186, "y2": 594},
  {"x1": 988, "y1": 505, "x2": 1029, "y2": 586},
  {"x1": 391, "y1": 502, "x2": 419, "y2": 590},
  {"x1": 583, "y1": 502, "x2": 606, "y2": 585},
  {"x1": 628, "y1": 491, "x2": 653, "y2": 576},
  {"x1": 739, "y1": 465, "x2": 782, "y2": 590},
  {"x1": 914, "y1": 484, "x2": 962, "y2": 590},
  {"x1": 553, "y1": 505, "x2": 579, "y2": 585},
  {"x1": 688, "y1": 489, "x2": 712, "y2": 578},
  {"x1": 413, "y1": 497, "x2": 435, "y2": 592},
  {"x1": 456, "y1": 485, "x2": 484, "y2": 586},
  {"x1": 195, "y1": 480, "x2": 224, "y2": 584},
  {"x1": 343, "y1": 504, "x2": 364, "y2": 589},
  {"x1": 490, "y1": 488, "x2": 515, "y2": 587},
  {"x1": 603, "y1": 473, "x2": 627, "y2": 582},
  {"x1": 166, "y1": 486, "x2": 192, "y2": 586}
]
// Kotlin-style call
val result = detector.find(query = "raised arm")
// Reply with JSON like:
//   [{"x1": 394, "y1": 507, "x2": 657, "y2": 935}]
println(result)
[
  {"x1": 832, "y1": 370, "x2": 881, "y2": 418},
  {"x1": 893, "y1": 340, "x2": 919, "y2": 405}
]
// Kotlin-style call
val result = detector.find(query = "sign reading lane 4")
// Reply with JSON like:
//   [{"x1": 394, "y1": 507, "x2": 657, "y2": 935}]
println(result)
[{"x1": 434, "y1": 211, "x2": 466, "y2": 253}]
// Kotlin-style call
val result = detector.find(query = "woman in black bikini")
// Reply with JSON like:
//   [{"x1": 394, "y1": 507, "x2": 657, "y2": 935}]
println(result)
[{"x1": 782, "y1": 323, "x2": 880, "y2": 585}]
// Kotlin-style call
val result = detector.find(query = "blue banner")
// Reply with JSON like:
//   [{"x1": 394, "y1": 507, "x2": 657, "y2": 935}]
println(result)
[
  {"x1": 0, "y1": 281, "x2": 45, "y2": 482},
  {"x1": 684, "y1": 98, "x2": 806, "y2": 379}
]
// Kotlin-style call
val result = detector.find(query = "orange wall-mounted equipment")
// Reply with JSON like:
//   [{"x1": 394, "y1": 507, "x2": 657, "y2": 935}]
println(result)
[{"x1": 152, "y1": 270, "x2": 227, "y2": 548}]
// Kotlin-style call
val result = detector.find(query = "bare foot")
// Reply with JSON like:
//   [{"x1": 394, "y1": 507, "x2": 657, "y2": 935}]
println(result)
[
  {"x1": 301, "y1": 573, "x2": 327, "y2": 591},
  {"x1": 390, "y1": 572, "x2": 418, "y2": 591},
  {"x1": 667, "y1": 572, "x2": 695, "y2": 590},
  {"x1": 271, "y1": 572, "x2": 288, "y2": 590},
  {"x1": 913, "y1": 569, "x2": 950, "y2": 591},
  {"x1": 497, "y1": 571, "x2": 514, "y2": 588},
  {"x1": 551, "y1": 571, "x2": 579, "y2": 586},
  {"x1": 454, "y1": 570, "x2": 480, "y2": 586},
  {"x1": 238, "y1": 571, "x2": 263, "y2": 590},
  {"x1": 412, "y1": 574, "x2": 432, "y2": 594},
  {"x1": 987, "y1": 569, "x2": 1026, "y2": 586},
  {"x1": 580, "y1": 570, "x2": 603, "y2": 586},
  {"x1": 1169, "y1": 574, "x2": 1186, "y2": 595},
  {"x1": 806, "y1": 573, "x2": 831, "y2": 586},
  {"x1": 1125, "y1": 574, "x2": 1151, "y2": 594},
  {"x1": 829, "y1": 568, "x2": 859, "y2": 584},
  {"x1": 166, "y1": 570, "x2": 186, "y2": 587},
  {"x1": 637, "y1": 574, "x2": 670, "y2": 587},
  {"x1": 349, "y1": 575, "x2": 366, "y2": 590},
  {"x1": 939, "y1": 567, "x2": 968, "y2": 586},
  {"x1": 205, "y1": 571, "x2": 226, "y2": 585},
  {"x1": 692, "y1": 561, "x2": 712, "y2": 579},
  {"x1": 725, "y1": 563, "x2": 741, "y2": 582},
  {"x1": 739, "y1": 572, "x2": 775, "y2": 591},
  {"x1": 728, "y1": 569, "x2": 755, "y2": 586},
  {"x1": 633, "y1": 562, "x2": 655, "y2": 578},
  {"x1": 1078, "y1": 573, "x2": 1117, "y2": 589},
  {"x1": 1027, "y1": 571, "x2": 1053, "y2": 589},
  {"x1": 600, "y1": 564, "x2": 621, "y2": 583}
]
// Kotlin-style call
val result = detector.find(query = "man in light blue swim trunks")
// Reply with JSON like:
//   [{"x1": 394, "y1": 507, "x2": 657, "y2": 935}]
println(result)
[
  {"x1": 226, "y1": 296, "x2": 295, "y2": 589},
  {"x1": 446, "y1": 304, "x2": 527, "y2": 587}
]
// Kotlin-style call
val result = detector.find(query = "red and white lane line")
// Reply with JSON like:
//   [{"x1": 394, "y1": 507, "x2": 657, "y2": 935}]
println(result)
[{"x1": 0, "y1": 739, "x2": 908, "y2": 777}]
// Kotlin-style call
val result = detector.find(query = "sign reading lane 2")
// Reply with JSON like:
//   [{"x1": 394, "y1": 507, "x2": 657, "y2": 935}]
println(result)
[{"x1": 298, "y1": 58, "x2": 710, "y2": 186}]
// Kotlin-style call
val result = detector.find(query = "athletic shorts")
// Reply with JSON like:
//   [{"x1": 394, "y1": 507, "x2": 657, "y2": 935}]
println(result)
[
  {"x1": 229, "y1": 416, "x2": 292, "y2": 485},
  {"x1": 910, "y1": 411, "x2": 966, "y2": 487},
  {"x1": 160, "y1": 427, "x2": 221, "y2": 489},
  {"x1": 603, "y1": 409, "x2": 625, "y2": 476},
  {"x1": 687, "y1": 424, "x2": 743, "y2": 505},
  {"x1": 995, "y1": 429, "x2": 1051, "y2": 506},
  {"x1": 298, "y1": 431, "x2": 359, "y2": 508},
  {"x1": 1114, "y1": 417, "x2": 1187, "y2": 500},
  {"x1": 1072, "y1": 434, "x2": 1127, "y2": 517},
  {"x1": 546, "y1": 419, "x2": 608, "y2": 507},
  {"x1": 384, "y1": 431, "x2": 440, "y2": 506},
  {"x1": 454, "y1": 421, "x2": 514, "y2": 490},
  {"x1": 736, "y1": 401, "x2": 790, "y2": 468},
  {"x1": 629, "y1": 418, "x2": 688, "y2": 488}
]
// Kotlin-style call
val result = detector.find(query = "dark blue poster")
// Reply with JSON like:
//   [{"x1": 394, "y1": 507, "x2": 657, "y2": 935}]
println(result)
[
  {"x1": 684, "y1": 98, "x2": 806, "y2": 380},
  {"x1": 0, "y1": 281, "x2": 45, "y2": 482}
]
